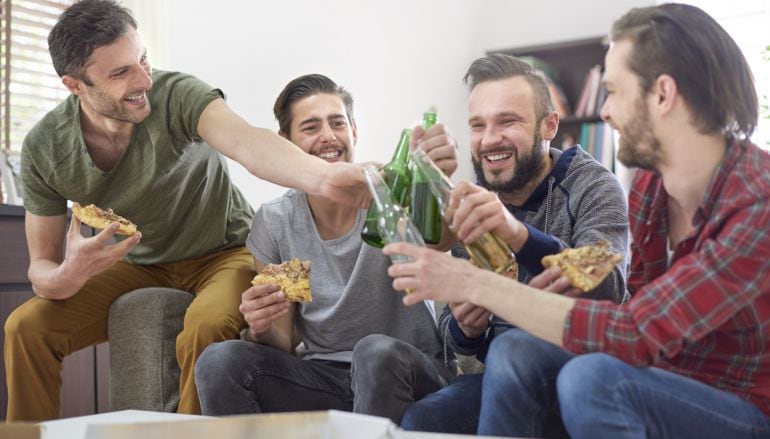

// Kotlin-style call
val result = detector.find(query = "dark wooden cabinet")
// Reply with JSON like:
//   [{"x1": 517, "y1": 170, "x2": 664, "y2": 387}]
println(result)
[
  {"x1": 494, "y1": 36, "x2": 608, "y2": 151},
  {"x1": 0, "y1": 204, "x2": 109, "y2": 420}
]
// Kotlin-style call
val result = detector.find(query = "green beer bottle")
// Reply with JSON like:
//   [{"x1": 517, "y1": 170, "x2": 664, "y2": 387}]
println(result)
[
  {"x1": 411, "y1": 148, "x2": 516, "y2": 274},
  {"x1": 409, "y1": 111, "x2": 442, "y2": 244},
  {"x1": 361, "y1": 128, "x2": 413, "y2": 248}
]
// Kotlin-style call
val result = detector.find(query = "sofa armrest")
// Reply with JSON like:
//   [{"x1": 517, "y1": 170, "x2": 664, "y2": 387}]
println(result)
[{"x1": 108, "y1": 288, "x2": 194, "y2": 412}]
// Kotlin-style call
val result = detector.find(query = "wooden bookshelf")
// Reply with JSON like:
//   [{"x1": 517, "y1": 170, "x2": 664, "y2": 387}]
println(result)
[{"x1": 492, "y1": 36, "x2": 609, "y2": 153}]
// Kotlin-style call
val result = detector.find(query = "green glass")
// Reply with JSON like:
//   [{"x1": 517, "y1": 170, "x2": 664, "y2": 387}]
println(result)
[
  {"x1": 409, "y1": 111, "x2": 442, "y2": 244},
  {"x1": 363, "y1": 165, "x2": 425, "y2": 264},
  {"x1": 411, "y1": 148, "x2": 516, "y2": 274},
  {"x1": 361, "y1": 129, "x2": 413, "y2": 248}
]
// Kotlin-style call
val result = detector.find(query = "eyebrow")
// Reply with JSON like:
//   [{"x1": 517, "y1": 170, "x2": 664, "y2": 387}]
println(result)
[
  {"x1": 108, "y1": 49, "x2": 148, "y2": 75},
  {"x1": 468, "y1": 111, "x2": 524, "y2": 124},
  {"x1": 299, "y1": 114, "x2": 347, "y2": 127}
]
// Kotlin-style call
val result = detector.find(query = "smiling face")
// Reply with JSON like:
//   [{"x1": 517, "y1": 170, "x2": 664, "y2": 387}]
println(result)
[
  {"x1": 284, "y1": 93, "x2": 357, "y2": 163},
  {"x1": 468, "y1": 76, "x2": 549, "y2": 193},
  {"x1": 64, "y1": 26, "x2": 153, "y2": 125},
  {"x1": 600, "y1": 39, "x2": 664, "y2": 170}
]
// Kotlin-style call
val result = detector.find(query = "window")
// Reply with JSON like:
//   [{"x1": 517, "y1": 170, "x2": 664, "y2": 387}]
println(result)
[
  {"x1": 1, "y1": 0, "x2": 71, "y2": 153},
  {"x1": 662, "y1": 0, "x2": 770, "y2": 147}
]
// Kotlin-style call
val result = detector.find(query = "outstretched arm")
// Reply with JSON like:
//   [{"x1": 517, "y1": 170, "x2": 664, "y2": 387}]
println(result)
[{"x1": 197, "y1": 98, "x2": 368, "y2": 207}]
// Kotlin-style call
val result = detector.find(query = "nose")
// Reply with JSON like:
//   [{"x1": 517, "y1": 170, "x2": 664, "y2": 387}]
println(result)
[
  {"x1": 134, "y1": 65, "x2": 153, "y2": 90},
  {"x1": 319, "y1": 123, "x2": 336, "y2": 144},
  {"x1": 480, "y1": 126, "x2": 503, "y2": 148},
  {"x1": 599, "y1": 99, "x2": 610, "y2": 123}
]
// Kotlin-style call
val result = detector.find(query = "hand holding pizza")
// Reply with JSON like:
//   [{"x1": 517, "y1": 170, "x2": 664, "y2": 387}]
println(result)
[
  {"x1": 240, "y1": 283, "x2": 292, "y2": 337},
  {"x1": 447, "y1": 181, "x2": 527, "y2": 249},
  {"x1": 62, "y1": 210, "x2": 141, "y2": 285},
  {"x1": 528, "y1": 266, "x2": 582, "y2": 298}
]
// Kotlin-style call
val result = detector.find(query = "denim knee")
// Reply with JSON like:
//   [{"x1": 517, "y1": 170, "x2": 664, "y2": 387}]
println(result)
[
  {"x1": 557, "y1": 353, "x2": 618, "y2": 404},
  {"x1": 351, "y1": 334, "x2": 405, "y2": 373},
  {"x1": 485, "y1": 329, "x2": 551, "y2": 384},
  {"x1": 195, "y1": 340, "x2": 257, "y2": 391}
]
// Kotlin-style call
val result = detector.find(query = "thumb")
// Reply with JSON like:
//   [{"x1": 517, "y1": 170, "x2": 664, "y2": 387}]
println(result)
[{"x1": 68, "y1": 212, "x2": 82, "y2": 237}]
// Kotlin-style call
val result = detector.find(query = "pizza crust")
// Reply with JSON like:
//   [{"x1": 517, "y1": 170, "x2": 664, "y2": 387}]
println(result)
[
  {"x1": 541, "y1": 241, "x2": 622, "y2": 293},
  {"x1": 251, "y1": 259, "x2": 312, "y2": 302},
  {"x1": 72, "y1": 204, "x2": 138, "y2": 236}
]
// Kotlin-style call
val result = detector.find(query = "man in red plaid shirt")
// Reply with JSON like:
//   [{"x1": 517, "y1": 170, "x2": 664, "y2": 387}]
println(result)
[{"x1": 383, "y1": 3, "x2": 770, "y2": 438}]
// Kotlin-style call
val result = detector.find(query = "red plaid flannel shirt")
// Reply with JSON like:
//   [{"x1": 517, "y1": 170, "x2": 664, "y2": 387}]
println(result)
[{"x1": 564, "y1": 140, "x2": 770, "y2": 416}]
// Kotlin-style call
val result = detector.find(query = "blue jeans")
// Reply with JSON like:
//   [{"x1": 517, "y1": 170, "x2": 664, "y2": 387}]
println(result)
[
  {"x1": 195, "y1": 334, "x2": 451, "y2": 422},
  {"x1": 400, "y1": 373, "x2": 483, "y2": 434},
  {"x1": 478, "y1": 329, "x2": 770, "y2": 438},
  {"x1": 558, "y1": 353, "x2": 770, "y2": 439},
  {"x1": 478, "y1": 329, "x2": 573, "y2": 437}
]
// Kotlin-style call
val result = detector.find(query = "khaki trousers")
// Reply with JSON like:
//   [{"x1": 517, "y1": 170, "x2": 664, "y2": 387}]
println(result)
[{"x1": 4, "y1": 246, "x2": 254, "y2": 421}]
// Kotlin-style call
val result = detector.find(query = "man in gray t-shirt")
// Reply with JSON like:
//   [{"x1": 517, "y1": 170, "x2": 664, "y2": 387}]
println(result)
[{"x1": 195, "y1": 74, "x2": 459, "y2": 423}]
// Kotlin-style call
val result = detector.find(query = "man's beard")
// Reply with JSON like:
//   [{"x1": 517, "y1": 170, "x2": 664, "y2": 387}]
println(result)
[
  {"x1": 86, "y1": 85, "x2": 150, "y2": 124},
  {"x1": 473, "y1": 130, "x2": 547, "y2": 194},
  {"x1": 616, "y1": 97, "x2": 664, "y2": 170}
]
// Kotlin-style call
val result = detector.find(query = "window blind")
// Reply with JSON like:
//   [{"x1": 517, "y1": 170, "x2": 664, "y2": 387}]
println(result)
[{"x1": 1, "y1": 0, "x2": 71, "y2": 152}]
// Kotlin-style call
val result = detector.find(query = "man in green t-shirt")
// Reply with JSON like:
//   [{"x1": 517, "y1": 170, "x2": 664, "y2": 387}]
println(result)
[{"x1": 4, "y1": 0, "x2": 366, "y2": 422}]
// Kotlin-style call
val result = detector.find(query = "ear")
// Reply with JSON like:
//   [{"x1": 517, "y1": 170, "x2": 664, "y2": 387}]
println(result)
[
  {"x1": 351, "y1": 121, "x2": 358, "y2": 145},
  {"x1": 652, "y1": 74, "x2": 678, "y2": 115},
  {"x1": 61, "y1": 75, "x2": 84, "y2": 95},
  {"x1": 278, "y1": 130, "x2": 289, "y2": 140},
  {"x1": 540, "y1": 111, "x2": 560, "y2": 141}
]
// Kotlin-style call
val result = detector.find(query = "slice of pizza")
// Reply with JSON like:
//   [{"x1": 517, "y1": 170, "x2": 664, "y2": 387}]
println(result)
[
  {"x1": 251, "y1": 259, "x2": 312, "y2": 302},
  {"x1": 72, "y1": 204, "x2": 138, "y2": 236},
  {"x1": 541, "y1": 241, "x2": 622, "y2": 293}
]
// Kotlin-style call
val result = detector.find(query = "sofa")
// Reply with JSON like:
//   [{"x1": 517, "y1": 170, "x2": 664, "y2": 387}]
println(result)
[{"x1": 108, "y1": 287, "x2": 193, "y2": 412}]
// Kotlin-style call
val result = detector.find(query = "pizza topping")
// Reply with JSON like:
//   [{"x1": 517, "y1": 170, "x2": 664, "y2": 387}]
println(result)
[
  {"x1": 72, "y1": 204, "x2": 138, "y2": 236},
  {"x1": 541, "y1": 241, "x2": 622, "y2": 293},
  {"x1": 252, "y1": 259, "x2": 312, "y2": 302}
]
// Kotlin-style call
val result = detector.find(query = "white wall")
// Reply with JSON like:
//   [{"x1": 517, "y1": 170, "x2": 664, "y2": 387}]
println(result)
[{"x1": 129, "y1": 0, "x2": 652, "y2": 210}]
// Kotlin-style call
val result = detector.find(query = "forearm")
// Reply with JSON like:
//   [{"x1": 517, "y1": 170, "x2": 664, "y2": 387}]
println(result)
[
  {"x1": 233, "y1": 127, "x2": 330, "y2": 196},
  {"x1": 470, "y1": 279, "x2": 574, "y2": 347},
  {"x1": 245, "y1": 324, "x2": 294, "y2": 353},
  {"x1": 28, "y1": 258, "x2": 84, "y2": 300}
]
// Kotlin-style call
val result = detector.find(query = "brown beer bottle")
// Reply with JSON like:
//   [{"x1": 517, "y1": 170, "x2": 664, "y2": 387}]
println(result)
[
  {"x1": 411, "y1": 148, "x2": 516, "y2": 273},
  {"x1": 408, "y1": 111, "x2": 442, "y2": 244},
  {"x1": 361, "y1": 129, "x2": 413, "y2": 248}
]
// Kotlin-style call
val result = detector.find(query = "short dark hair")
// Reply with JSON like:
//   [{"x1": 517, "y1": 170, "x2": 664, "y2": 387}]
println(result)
[
  {"x1": 48, "y1": 0, "x2": 137, "y2": 84},
  {"x1": 611, "y1": 3, "x2": 757, "y2": 139},
  {"x1": 273, "y1": 74, "x2": 354, "y2": 136},
  {"x1": 463, "y1": 54, "x2": 554, "y2": 121}
]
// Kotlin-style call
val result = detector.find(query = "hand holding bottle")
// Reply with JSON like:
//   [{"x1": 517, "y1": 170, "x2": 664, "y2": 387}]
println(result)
[
  {"x1": 447, "y1": 181, "x2": 529, "y2": 253},
  {"x1": 410, "y1": 148, "x2": 516, "y2": 274},
  {"x1": 411, "y1": 122, "x2": 458, "y2": 177}
]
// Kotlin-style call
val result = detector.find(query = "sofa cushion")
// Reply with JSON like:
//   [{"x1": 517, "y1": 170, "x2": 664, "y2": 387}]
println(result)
[{"x1": 108, "y1": 288, "x2": 193, "y2": 412}]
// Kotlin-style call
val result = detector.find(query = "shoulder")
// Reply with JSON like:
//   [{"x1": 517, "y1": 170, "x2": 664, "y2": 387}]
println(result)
[
  {"x1": 148, "y1": 69, "x2": 223, "y2": 106},
  {"x1": 22, "y1": 96, "x2": 81, "y2": 165},
  {"x1": 560, "y1": 147, "x2": 624, "y2": 196},
  {"x1": 255, "y1": 189, "x2": 306, "y2": 220}
]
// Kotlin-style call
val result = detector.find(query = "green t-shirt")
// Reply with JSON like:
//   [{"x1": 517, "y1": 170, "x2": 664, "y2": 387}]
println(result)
[{"x1": 21, "y1": 70, "x2": 254, "y2": 265}]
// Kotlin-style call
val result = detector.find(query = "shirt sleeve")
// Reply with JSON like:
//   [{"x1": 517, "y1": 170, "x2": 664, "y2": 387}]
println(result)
[
  {"x1": 246, "y1": 206, "x2": 281, "y2": 266},
  {"x1": 161, "y1": 72, "x2": 224, "y2": 142},
  {"x1": 20, "y1": 136, "x2": 67, "y2": 216},
  {"x1": 564, "y1": 200, "x2": 770, "y2": 365}
]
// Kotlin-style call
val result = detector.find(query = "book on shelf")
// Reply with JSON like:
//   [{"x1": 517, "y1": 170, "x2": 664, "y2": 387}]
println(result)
[
  {"x1": 575, "y1": 65, "x2": 603, "y2": 117},
  {"x1": 576, "y1": 121, "x2": 615, "y2": 172}
]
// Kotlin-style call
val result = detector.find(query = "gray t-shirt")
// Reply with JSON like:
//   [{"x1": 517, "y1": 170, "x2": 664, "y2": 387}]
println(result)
[{"x1": 246, "y1": 189, "x2": 443, "y2": 364}]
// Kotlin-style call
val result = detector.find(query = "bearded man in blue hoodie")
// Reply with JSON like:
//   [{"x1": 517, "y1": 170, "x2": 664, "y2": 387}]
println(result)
[{"x1": 400, "y1": 53, "x2": 629, "y2": 435}]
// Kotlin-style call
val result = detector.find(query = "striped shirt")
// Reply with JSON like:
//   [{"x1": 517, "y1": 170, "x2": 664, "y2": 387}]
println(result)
[{"x1": 564, "y1": 140, "x2": 770, "y2": 416}]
